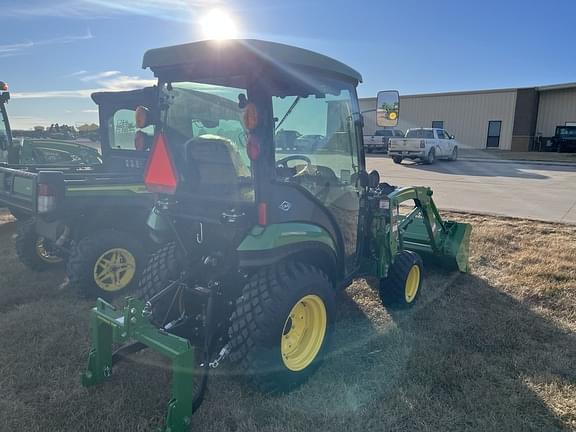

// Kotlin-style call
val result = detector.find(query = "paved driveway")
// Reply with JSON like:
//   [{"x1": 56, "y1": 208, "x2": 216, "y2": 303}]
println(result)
[{"x1": 366, "y1": 156, "x2": 576, "y2": 224}]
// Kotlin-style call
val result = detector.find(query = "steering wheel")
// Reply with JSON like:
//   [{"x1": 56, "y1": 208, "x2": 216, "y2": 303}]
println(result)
[{"x1": 276, "y1": 155, "x2": 312, "y2": 177}]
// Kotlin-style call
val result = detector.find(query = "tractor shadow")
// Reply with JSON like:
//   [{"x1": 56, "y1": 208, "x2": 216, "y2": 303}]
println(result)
[{"x1": 231, "y1": 269, "x2": 576, "y2": 432}]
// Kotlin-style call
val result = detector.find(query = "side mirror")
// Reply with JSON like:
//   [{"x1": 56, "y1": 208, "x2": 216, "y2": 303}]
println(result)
[
  {"x1": 357, "y1": 171, "x2": 369, "y2": 188},
  {"x1": 376, "y1": 90, "x2": 399, "y2": 127},
  {"x1": 368, "y1": 170, "x2": 380, "y2": 188}
]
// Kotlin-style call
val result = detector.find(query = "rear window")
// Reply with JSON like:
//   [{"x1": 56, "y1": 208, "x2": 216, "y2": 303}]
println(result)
[
  {"x1": 557, "y1": 127, "x2": 576, "y2": 137},
  {"x1": 375, "y1": 130, "x2": 393, "y2": 137},
  {"x1": 406, "y1": 129, "x2": 434, "y2": 139}
]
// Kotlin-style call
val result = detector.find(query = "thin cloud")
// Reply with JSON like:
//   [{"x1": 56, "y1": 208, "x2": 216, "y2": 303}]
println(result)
[
  {"x1": 0, "y1": 30, "x2": 93, "y2": 57},
  {"x1": 4, "y1": 0, "x2": 219, "y2": 19},
  {"x1": 66, "y1": 70, "x2": 88, "y2": 77},
  {"x1": 80, "y1": 71, "x2": 121, "y2": 82},
  {"x1": 12, "y1": 74, "x2": 156, "y2": 99},
  {"x1": 0, "y1": 41, "x2": 34, "y2": 54}
]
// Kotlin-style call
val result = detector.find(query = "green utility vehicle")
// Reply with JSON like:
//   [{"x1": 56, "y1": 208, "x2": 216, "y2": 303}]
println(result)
[
  {"x1": 0, "y1": 86, "x2": 157, "y2": 298},
  {"x1": 81, "y1": 40, "x2": 472, "y2": 431}
]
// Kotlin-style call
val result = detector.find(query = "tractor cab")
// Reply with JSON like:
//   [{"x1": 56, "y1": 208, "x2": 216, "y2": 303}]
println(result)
[{"x1": 143, "y1": 39, "x2": 379, "y2": 277}]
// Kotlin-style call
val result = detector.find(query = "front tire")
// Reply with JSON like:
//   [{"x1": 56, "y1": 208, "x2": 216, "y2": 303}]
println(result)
[
  {"x1": 229, "y1": 263, "x2": 335, "y2": 393},
  {"x1": 15, "y1": 219, "x2": 64, "y2": 271},
  {"x1": 392, "y1": 156, "x2": 403, "y2": 164},
  {"x1": 67, "y1": 229, "x2": 144, "y2": 299},
  {"x1": 379, "y1": 250, "x2": 424, "y2": 310},
  {"x1": 449, "y1": 146, "x2": 458, "y2": 161}
]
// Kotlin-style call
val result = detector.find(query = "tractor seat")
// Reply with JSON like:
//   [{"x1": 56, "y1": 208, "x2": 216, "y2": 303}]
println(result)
[{"x1": 185, "y1": 134, "x2": 250, "y2": 197}]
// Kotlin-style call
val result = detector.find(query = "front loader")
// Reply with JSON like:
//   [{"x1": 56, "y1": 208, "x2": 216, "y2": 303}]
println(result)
[{"x1": 81, "y1": 39, "x2": 471, "y2": 431}]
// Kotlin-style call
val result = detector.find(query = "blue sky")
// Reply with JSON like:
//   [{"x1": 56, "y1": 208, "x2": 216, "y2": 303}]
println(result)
[{"x1": 1, "y1": 0, "x2": 575, "y2": 129}]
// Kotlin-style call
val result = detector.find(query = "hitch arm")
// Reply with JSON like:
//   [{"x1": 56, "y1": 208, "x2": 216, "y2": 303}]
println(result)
[{"x1": 81, "y1": 297, "x2": 196, "y2": 432}]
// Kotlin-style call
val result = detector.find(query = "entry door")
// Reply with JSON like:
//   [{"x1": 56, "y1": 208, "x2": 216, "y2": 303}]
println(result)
[
  {"x1": 272, "y1": 89, "x2": 362, "y2": 273},
  {"x1": 435, "y1": 129, "x2": 449, "y2": 156},
  {"x1": 486, "y1": 121, "x2": 501, "y2": 148}
]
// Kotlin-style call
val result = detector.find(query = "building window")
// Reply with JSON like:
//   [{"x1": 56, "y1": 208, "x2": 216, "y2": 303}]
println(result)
[
  {"x1": 432, "y1": 121, "x2": 443, "y2": 129},
  {"x1": 487, "y1": 121, "x2": 502, "y2": 148}
]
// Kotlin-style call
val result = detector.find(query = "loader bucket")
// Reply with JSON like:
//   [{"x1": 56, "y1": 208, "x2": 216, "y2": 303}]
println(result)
[
  {"x1": 389, "y1": 187, "x2": 472, "y2": 273},
  {"x1": 401, "y1": 217, "x2": 472, "y2": 272},
  {"x1": 441, "y1": 220, "x2": 472, "y2": 272}
]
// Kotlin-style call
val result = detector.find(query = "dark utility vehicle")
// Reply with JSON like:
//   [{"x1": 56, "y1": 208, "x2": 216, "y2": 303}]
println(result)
[
  {"x1": 549, "y1": 125, "x2": 576, "y2": 153},
  {"x1": 0, "y1": 86, "x2": 157, "y2": 298},
  {"x1": 81, "y1": 40, "x2": 472, "y2": 432}
]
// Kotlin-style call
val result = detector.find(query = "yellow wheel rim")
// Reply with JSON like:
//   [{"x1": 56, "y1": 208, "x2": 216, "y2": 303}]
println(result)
[
  {"x1": 35, "y1": 238, "x2": 63, "y2": 264},
  {"x1": 281, "y1": 294, "x2": 327, "y2": 372},
  {"x1": 405, "y1": 265, "x2": 420, "y2": 303},
  {"x1": 93, "y1": 248, "x2": 136, "y2": 292}
]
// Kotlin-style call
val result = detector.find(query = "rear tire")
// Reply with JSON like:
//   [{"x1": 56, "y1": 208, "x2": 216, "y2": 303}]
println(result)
[
  {"x1": 425, "y1": 148, "x2": 436, "y2": 164},
  {"x1": 15, "y1": 218, "x2": 64, "y2": 271},
  {"x1": 137, "y1": 242, "x2": 207, "y2": 414},
  {"x1": 67, "y1": 229, "x2": 144, "y2": 300},
  {"x1": 229, "y1": 262, "x2": 335, "y2": 393},
  {"x1": 392, "y1": 156, "x2": 403, "y2": 164},
  {"x1": 379, "y1": 250, "x2": 424, "y2": 310}
]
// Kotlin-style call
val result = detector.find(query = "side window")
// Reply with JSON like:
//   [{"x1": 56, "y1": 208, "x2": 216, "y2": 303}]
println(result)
[
  {"x1": 108, "y1": 109, "x2": 154, "y2": 150},
  {"x1": 436, "y1": 130, "x2": 446, "y2": 139}
]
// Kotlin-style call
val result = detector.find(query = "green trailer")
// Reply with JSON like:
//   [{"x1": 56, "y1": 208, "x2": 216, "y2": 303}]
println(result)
[{"x1": 81, "y1": 39, "x2": 471, "y2": 431}]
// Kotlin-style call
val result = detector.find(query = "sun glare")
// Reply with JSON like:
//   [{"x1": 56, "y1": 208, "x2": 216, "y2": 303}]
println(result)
[{"x1": 200, "y1": 9, "x2": 239, "y2": 40}]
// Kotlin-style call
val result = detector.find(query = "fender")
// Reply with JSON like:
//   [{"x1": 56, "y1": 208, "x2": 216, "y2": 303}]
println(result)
[{"x1": 237, "y1": 223, "x2": 341, "y2": 279}]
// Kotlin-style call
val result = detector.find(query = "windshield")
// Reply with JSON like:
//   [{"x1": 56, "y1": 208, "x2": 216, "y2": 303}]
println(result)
[
  {"x1": 406, "y1": 129, "x2": 434, "y2": 139},
  {"x1": 160, "y1": 82, "x2": 253, "y2": 200}
]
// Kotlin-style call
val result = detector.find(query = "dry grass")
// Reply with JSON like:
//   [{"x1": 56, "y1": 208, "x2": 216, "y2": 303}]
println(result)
[{"x1": 0, "y1": 210, "x2": 574, "y2": 431}]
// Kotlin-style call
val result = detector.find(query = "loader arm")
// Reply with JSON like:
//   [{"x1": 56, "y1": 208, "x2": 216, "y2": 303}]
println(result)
[{"x1": 369, "y1": 186, "x2": 471, "y2": 277}]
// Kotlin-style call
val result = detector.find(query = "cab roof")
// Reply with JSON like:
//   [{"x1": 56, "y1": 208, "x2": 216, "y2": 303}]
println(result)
[{"x1": 141, "y1": 39, "x2": 362, "y2": 85}]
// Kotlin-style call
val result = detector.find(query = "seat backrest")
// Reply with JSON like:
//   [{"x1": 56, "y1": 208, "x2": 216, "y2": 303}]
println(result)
[{"x1": 185, "y1": 135, "x2": 248, "y2": 196}]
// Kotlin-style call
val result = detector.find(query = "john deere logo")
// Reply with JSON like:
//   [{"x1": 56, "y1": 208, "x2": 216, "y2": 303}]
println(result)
[{"x1": 279, "y1": 201, "x2": 292, "y2": 212}]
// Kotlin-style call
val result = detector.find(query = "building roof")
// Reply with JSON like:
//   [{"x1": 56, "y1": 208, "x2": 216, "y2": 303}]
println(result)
[
  {"x1": 359, "y1": 82, "x2": 576, "y2": 102},
  {"x1": 537, "y1": 82, "x2": 576, "y2": 92},
  {"x1": 142, "y1": 39, "x2": 363, "y2": 84}
]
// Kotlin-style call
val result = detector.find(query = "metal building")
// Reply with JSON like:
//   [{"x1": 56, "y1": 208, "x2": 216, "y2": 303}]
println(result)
[{"x1": 360, "y1": 82, "x2": 576, "y2": 151}]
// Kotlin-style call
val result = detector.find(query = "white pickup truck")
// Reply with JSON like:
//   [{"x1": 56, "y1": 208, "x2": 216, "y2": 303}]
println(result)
[
  {"x1": 388, "y1": 128, "x2": 458, "y2": 164},
  {"x1": 364, "y1": 129, "x2": 404, "y2": 153}
]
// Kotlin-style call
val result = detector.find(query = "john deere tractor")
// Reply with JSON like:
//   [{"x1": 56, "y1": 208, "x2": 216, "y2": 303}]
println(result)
[{"x1": 82, "y1": 39, "x2": 471, "y2": 431}]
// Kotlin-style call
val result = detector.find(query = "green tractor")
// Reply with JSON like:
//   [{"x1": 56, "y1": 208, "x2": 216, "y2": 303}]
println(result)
[{"x1": 82, "y1": 39, "x2": 471, "y2": 431}]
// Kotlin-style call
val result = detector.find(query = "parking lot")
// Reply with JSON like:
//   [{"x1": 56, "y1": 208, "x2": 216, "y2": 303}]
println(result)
[{"x1": 367, "y1": 156, "x2": 576, "y2": 224}]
